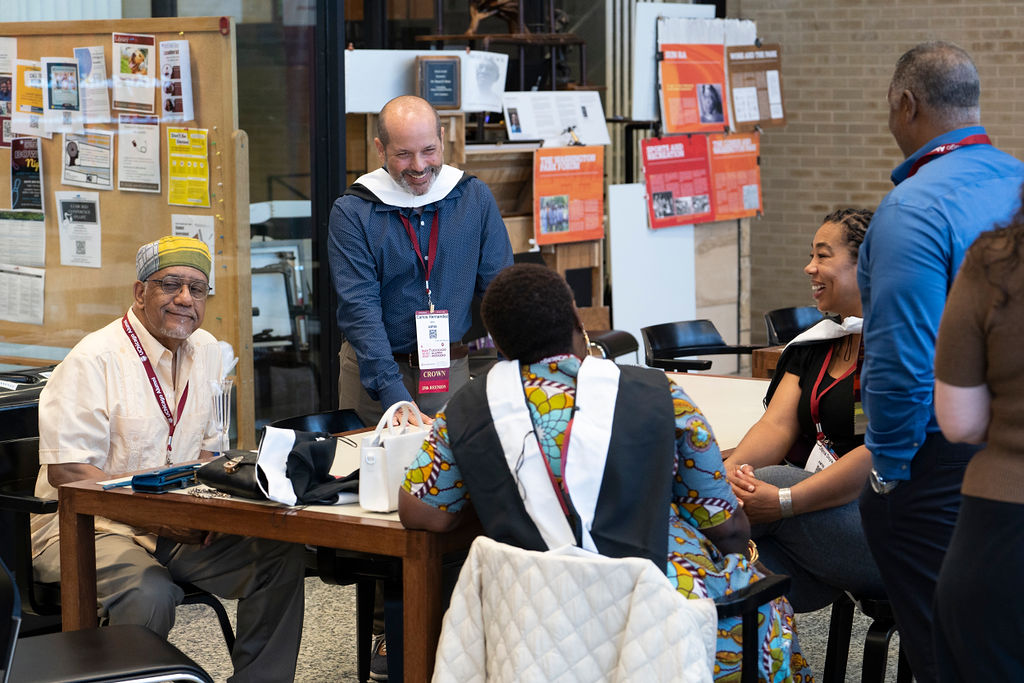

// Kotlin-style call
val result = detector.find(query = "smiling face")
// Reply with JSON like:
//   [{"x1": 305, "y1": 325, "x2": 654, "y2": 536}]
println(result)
[
  {"x1": 805, "y1": 221, "x2": 862, "y2": 318},
  {"x1": 132, "y1": 265, "x2": 207, "y2": 352},
  {"x1": 375, "y1": 104, "x2": 444, "y2": 196}
]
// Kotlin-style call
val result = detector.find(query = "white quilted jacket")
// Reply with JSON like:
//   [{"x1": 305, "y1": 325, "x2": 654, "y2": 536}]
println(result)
[{"x1": 432, "y1": 536, "x2": 717, "y2": 682}]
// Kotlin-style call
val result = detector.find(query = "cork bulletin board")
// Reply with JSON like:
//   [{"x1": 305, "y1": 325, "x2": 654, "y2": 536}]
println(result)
[{"x1": 0, "y1": 17, "x2": 255, "y2": 446}]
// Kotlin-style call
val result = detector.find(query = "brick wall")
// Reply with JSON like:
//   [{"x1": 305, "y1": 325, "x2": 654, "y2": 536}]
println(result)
[{"x1": 727, "y1": 0, "x2": 1024, "y2": 342}]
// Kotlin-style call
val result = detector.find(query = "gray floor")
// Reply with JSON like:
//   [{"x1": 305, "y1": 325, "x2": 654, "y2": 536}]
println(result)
[{"x1": 168, "y1": 577, "x2": 905, "y2": 683}]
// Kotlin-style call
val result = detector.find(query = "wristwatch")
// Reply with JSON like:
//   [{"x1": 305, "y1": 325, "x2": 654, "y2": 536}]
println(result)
[{"x1": 869, "y1": 468, "x2": 900, "y2": 495}]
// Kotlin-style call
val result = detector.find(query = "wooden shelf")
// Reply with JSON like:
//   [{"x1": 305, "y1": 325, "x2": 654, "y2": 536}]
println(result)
[{"x1": 416, "y1": 32, "x2": 586, "y2": 47}]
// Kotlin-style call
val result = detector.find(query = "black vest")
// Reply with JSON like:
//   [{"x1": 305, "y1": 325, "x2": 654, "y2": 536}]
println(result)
[{"x1": 444, "y1": 363, "x2": 676, "y2": 567}]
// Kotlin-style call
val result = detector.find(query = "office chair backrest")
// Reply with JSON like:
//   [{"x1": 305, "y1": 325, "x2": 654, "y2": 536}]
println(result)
[
  {"x1": 764, "y1": 306, "x2": 828, "y2": 346},
  {"x1": 0, "y1": 557, "x2": 21, "y2": 683},
  {"x1": 644, "y1": 320, "x2": 726, "y2": 354},
  {"x1": 269, "y1": 409, "x2": 366, "y2": 434}
]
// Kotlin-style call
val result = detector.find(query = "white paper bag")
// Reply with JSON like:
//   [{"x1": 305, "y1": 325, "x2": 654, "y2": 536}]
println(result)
[{"x1": 359, "y1": 401, "x2": 431, "y2": 512}]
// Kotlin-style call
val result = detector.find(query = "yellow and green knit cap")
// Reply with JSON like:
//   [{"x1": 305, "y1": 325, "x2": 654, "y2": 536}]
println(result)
[{"x1": 136, "y1": 236, "x2": 211, "y2": 281}]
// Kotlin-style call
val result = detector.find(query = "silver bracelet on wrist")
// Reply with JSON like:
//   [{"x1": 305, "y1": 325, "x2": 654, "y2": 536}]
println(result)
[{"x1": 778, "y1": 487, "x2": 794, "y2": 518}]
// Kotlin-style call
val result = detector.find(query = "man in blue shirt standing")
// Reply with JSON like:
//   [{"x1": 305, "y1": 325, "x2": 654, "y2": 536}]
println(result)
[
  {"x1": 858, "y1": 42, "x2": 1024, "y2": 682},
  {"x1": 328, "y1": 95, "x2": 512, "y2": 680},
  {"x1": 329, "y1": 95, "x2": 512, "y2": 428}
]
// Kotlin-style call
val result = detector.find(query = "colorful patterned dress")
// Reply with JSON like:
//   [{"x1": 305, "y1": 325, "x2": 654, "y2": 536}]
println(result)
[{"x1": 404, "y1": 355, "x2": 813, "y2": 682}]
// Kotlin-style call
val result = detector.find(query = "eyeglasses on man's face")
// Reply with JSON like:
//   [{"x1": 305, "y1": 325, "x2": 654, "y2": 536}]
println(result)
[{"x1": 146, "y1": 276, "x2": 211, "y2": 300}]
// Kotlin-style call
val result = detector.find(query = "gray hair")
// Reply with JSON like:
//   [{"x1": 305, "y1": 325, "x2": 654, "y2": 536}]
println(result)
[{"x1": 891, "y1": 41, "x2": 980, "y2": 125}]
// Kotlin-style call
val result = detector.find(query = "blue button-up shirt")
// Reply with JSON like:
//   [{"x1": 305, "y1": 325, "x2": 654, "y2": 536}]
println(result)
[
  {"x1": 858, "y1": 126, "x2": 1024, "y2": 479},
  {"x1": 328, "y1": 174, "x2": 513, "y2": 409}
]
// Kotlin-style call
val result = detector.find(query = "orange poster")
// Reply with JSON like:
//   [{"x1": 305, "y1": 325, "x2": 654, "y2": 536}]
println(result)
[
  {"x1": 533, "y1": 146, "x2": 604, "y2": 246},
  {"x1": 708, "y1": 132, "x2": 761, "y2": 221},
  {"x1": 658, "y1": 44, "x2": 729, "y2": 134},
  {"x1": 641, "y1": 136, "x2": 713, "y2": 229}
]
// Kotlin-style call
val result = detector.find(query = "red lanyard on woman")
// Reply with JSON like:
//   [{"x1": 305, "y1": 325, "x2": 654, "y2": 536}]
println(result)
[
  {"x1": 122, "y1": 314, "x2": 189, "y2": 459},
  {"x1": 398, "y1": 210, "x2": 439, "y2": 312},
  {"x1": 906, "y1": 134, "x2": 991, "y2": 178},
  {"x1": 809, "y1": 343, "x2": 857, "y2": 441}
]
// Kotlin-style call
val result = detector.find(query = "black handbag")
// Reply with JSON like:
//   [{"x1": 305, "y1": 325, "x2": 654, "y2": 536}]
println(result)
[{"x1": 196, "y1": 451, "x2": 268, "y2": 500}]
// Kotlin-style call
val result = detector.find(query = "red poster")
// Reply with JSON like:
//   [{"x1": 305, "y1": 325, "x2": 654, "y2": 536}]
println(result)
[
  {"x1": 533, "y1": 146, "x2": 605, "y2": 246},
  {"x1": 641, "y1": 136, "x2": 713, "y2": 229},
  {"x1": 708, "y1": 132, "x2": 761, "y2": 220},
  {"x1": 659, "y1": 44, "x2": 729, "y2": 134}
]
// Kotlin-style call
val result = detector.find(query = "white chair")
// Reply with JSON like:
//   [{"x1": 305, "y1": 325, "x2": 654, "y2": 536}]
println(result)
[{"x1": 432, "y1": 536, "x2": 718, "y2": 683}]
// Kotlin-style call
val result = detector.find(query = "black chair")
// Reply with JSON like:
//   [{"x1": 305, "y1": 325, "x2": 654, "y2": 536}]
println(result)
[
  {"x1": 641, "y1": 319, "x2": 763, "y2": 372},
  {"x1": 823, "y1": 592, "x2": 913, "y2": 683},
  {"x1": 764, "y1": 306, "x2": 830, "y2": 346},
  {"x1": 588, "y1": 330, "x2": 640, "y2": 363},
  {"x1": 268, "y1": 408, "x2": 366, "y2": 434},
  {"x1": 0, "y1": 437, "x2": 236, "y2": 652},
  {"x1": 1, "y1": 556, "x2": 213, "y2": 683}
]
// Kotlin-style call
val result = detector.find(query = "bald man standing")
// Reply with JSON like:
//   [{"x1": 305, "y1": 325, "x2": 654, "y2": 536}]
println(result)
[{"x1": 329, "y1": 96, "x2": 512, "y2": 430}]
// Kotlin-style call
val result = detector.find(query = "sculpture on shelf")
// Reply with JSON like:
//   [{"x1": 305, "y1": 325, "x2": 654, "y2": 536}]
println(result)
[{"x1": 466, "y1": 0, "x2": 522, "y2": 35}]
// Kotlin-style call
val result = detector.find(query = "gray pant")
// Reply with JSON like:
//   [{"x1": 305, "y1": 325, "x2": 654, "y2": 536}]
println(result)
[
  {"x1": 36, "y1": 532, "x2": 306, "y2": 683},
  {"x1": 338, "y1": 340, "x2": 470, "y2": 427},
  {"x1": 750, "y1": 464, "x2": 885, "y2": 612}
]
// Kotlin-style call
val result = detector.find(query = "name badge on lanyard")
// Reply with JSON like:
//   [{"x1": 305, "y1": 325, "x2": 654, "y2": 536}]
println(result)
[{"x1": 415, "y1": 309, "x2": 451, "y2": 393}]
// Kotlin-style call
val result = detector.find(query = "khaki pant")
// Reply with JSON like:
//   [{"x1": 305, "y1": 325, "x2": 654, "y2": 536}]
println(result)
[
  {"x1": 338, "y1": 340, "x2": 470, "y2": 426},
  {"x1": 36, "y1": 532, "x2": 306, "y2": 683}
]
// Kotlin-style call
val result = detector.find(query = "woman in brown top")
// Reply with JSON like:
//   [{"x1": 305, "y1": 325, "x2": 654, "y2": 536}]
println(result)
[{"x1": 933, "y1": 186, "x2": 1024, "y2": 680}]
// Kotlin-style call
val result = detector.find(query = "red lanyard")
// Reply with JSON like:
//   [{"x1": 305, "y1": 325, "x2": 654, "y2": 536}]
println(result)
[
  {"x1": 122, "y1": 314, "x2": 189, "y2": 456},
  {"x1": 809, "y1": 344, "x2": 857, "y2": 440},
  {"x1": 398, "y1": 210, "x2": 440, "y2": 312},
  {"x1": 906, "y1": 134, "x2": 991, "y2": 178}
]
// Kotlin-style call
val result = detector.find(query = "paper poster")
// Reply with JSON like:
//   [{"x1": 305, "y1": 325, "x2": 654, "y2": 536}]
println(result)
[
  {"x1": 461, "y1": 51, "x2": 508, "y2": 112},
  {"x1": 171, "y1": 214, "x2": 216, "y2": 293},
  {"x1": 727, "y1": 44, "x2": 785, "y2": 130},
  {"x1": 75, "y1": 46, "x2": 111, "y2": 124},
  {"x1": 112, "y1": 32, "x2": 156, "y2": 113},
  {"x1": 0, "y1": 118, "x2": 11, "y2": 148},
  {"x1": 708, "y1": 132, "x2": 761, "y2": 220},
  {"x1": 641, "y1": 136, "x2": 713, "y2": 229},
  {"x1": 117, "y1": 114, "x2": 160, "y2": 192},
  {"x1": 167, "y1": 127, "x2": 210, "y2": 208},
  {"x1": 0, "y1": 263, "x2": 45, "y2": 325},
  {"x1": 502, "y1": 91, "x2": 611, "y2": 147},
  {"x1": 40, "y1": 58, "x2": 83, "y2": 133},
  {"x1": 62, "y1": 130, "x2": 114, "y2": 190},
  {"x1": 11, "y1": 60, "x2": 49, "y2": 138},
  {"x1": 55, "y1": 191, "x2": 102, "y2": 268},
  {"x1": 0, "y1": 38, "x2": 13, "y2": 118},
  {"x1": 11, "y1": 137, "x2": 43, "y2": 213},
  {"x1": 159, "y1": 40, "x2": 194, "y2": 122},
  {"x1": 0, "y1": 211, "x2": 45, "y2": 267},
  {"x1": 533, "y1": 146, "x2": 605, "y2": 246},
  {"x1": 659, "y1": 44, "x2": 730, "y2": 134}
]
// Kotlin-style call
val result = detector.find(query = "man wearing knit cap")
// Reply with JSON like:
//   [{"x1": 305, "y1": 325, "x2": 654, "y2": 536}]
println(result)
[{"x1": 32, "y1": 236, "x2": 306, "y2": 683}]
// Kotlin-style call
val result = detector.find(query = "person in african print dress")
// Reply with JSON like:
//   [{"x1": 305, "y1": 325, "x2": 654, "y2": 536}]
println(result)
[{"x1": 399, "y1": 263, "x2": 813, "y2": 682}]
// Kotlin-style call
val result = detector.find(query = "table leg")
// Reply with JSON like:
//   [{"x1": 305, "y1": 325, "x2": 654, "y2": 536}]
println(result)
[
  {"x1": 59, "y1": 490, "x2": 98, "y2": 630},
  {"x1": 403, "y1": 545, "x2": 443, "y2": 682}
]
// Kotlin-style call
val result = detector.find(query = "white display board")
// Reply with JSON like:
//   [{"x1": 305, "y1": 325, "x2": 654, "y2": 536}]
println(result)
[
  {"x1": 502, "y1": 91, "x2": 611, "y2": 147},
  {"x1": 608, "y1": 183, "x2": 695, "y2": 365},
  {"x1": 344, "y1": 49, "x2": 509, "y2": 113},
  {"x1": 631, "y1": 2, "x2": 715, "y2": 121}
]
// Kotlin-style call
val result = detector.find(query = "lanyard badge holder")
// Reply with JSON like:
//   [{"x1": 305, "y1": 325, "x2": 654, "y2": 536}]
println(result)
[
  {"x1": 401, "y1": 210, "x2": 452, "y2": 394},
  {"x1": 805, "y1": 343, "x2": 858, "y2": 473}
]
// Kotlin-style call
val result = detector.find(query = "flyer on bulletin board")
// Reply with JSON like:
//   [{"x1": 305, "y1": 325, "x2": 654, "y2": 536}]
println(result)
[
  {"x1": 658, "y1": 43, "x2": 729, "y2": 134},
  {"x1": 727, "y1": 44, "x2": 785, "y2": 131},
  {"x1": 11, "y1": 60, "x2": 50, "y2": 139},
  {"x1": 708, "y1": 132, "x2": 762, "y2": 221},
  {"x1": 112, "y1": 32, "x2": 156, "y2": 113},
  {"x1": 167, "y1": 127, "x2": 210, "y2": 208},
  {"x1": 641, "y1": 136, "x2": 713, "y2": 229},
  {"x1": 533, "y1": 146, "x2": 605, "y2": 246}
]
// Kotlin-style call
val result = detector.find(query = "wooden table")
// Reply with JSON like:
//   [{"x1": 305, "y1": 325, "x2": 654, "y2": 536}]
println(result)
[
  {"x1": 58, "y1": 480, "x2": 480, "y2": 682},
  {"x1": 751, "y1": 345, "x2": 785, "y2": 379}
]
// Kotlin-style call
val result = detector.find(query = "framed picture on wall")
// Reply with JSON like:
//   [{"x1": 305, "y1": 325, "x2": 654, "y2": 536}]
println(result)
[{"x1": 415, "y1": 55, "x2": 460, "y2": 110}]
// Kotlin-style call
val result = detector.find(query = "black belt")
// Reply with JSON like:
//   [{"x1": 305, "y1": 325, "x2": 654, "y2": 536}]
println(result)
[{"x1": 394, "y1": 342, "x2": 469, "y2": 368}]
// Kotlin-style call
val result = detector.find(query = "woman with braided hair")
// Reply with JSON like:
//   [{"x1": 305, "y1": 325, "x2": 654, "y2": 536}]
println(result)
[{"x1": 723, "y1": 208, "x2": 887, "y2": 612}]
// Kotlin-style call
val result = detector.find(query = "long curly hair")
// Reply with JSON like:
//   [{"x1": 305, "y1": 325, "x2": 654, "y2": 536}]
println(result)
[{"x1": 972, "y1": 183, "x2": 1024, "y2": 307}]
